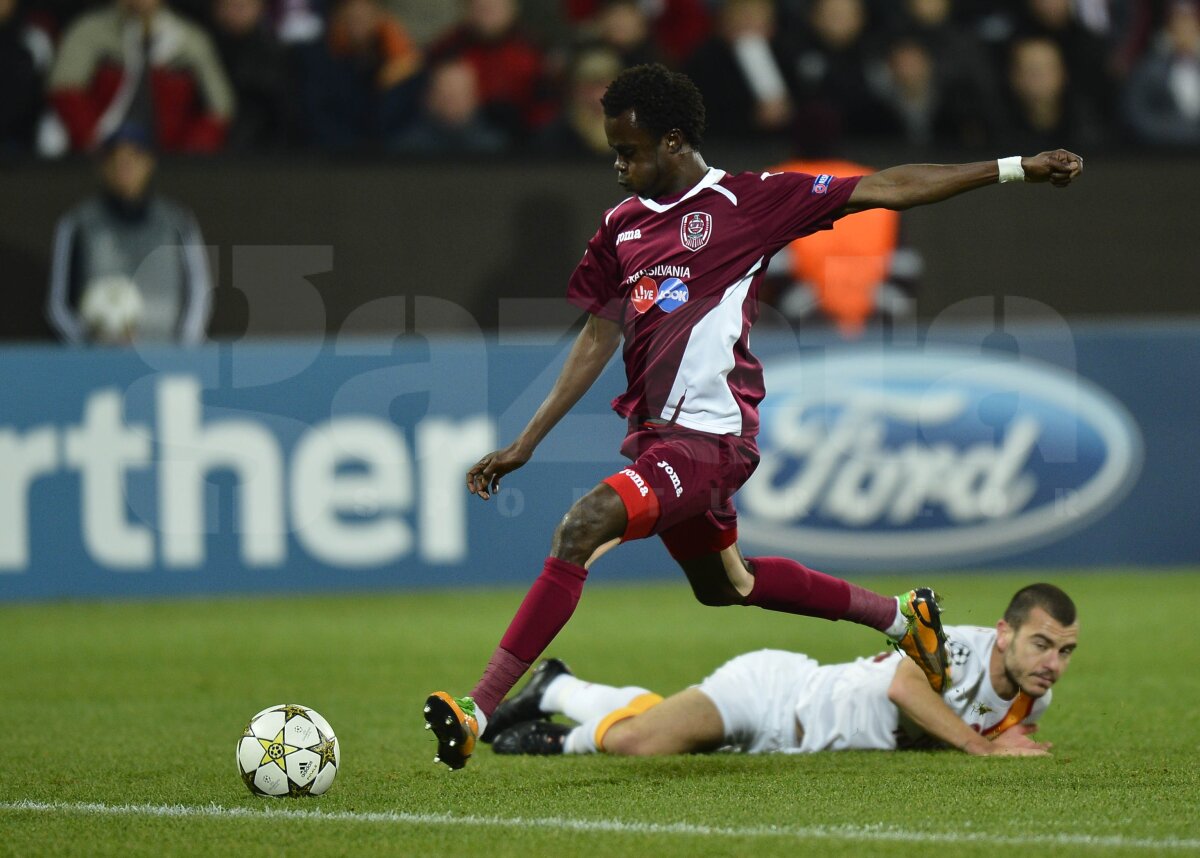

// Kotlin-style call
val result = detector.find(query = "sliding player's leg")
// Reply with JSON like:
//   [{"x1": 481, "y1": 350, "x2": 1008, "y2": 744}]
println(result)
[{"x1": 492, "y1": 676, "x2": 724, "y2": 758}]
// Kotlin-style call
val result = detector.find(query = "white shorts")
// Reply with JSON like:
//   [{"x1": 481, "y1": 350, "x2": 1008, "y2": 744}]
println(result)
[{"x1": 695, "y1": 650, "x2": 818, "y2": 754}]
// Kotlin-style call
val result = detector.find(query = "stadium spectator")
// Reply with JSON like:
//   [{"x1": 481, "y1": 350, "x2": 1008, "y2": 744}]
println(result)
[
  {"x1": 890, "y1": 0, "x2": 1005, "y2": 145},
  {"x1": 582, "y1": 0, "x2": 661, "y2": 70},
  {"x1": 488, "y1": 584, "x2": 1077, "y2": 760},
  {"x1": 562, "y1": 0, "x2": 711, "y2": 67},
  {"x1": 1123, "y1": 0, "x2": 1200, "y2": 146},
  {"x1": 426, "y1": 0, "x2": 554, "y2": 139},
  {"x1": 47, "y1": 122, "x2": 212, "y2": 345},
  {"x1": 514, "y1": 0, "x2": 574, "y2": 63},
  {"x1": 391, "y1": 57, "x2": 508, "y2": 153},
  {"x1": 211, "y1": 0, "x2": 291, "y2": 150},
  {"x1": 46, "y1": 0, "x2": 234, "y2": 153},
  {"x1": 422, "y1": 64, "x2": 1084, "y2": 770},
  {"x1": 383, "y1": 0, "x2": 459, "y2": 46},
  {"x1": 1003, "y1": 36, "x2": 1104, "y2": 150},
  {"x1": 684, "y1": 0, "x2": 796, "y2": 141},
  {"x1": 272, "y1": 0, "x2": 325, "y2": 45},
  {"x1": 788, "y1": 0, "x2": 894, "y2": 145},
  {"x1": 896, "y1": 0, "x2": 987, "y2": 67},
  {"x1": 872, "y1": 36, "x2": 996, "y2": 148},
  {"x1": 535, "y1": 47, "x2": 621, "y2": 155},
  {"x1": 1013, "y1": 0, "x2": 1117, "y2": 124},
  {"x1": 1111, "y1": 0, "x2": 1171, "y2": 77},
  {"x1": 0, "y1": 0, "x2": 49, "y2": 155},
  {"x1": 295, "y1": 0, "x2": 421, "y2": 150}
]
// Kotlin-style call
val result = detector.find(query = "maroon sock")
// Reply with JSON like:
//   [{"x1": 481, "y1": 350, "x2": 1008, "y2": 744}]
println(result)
[
  {"x1": 845, "y1": 582, "x2": 900, "y2": 633},
  {"x1": 743, "y1": 556, "x2": 856, "y2": 622},
  {"x1": 469, "y1": 647, "x2": 530, "y2": 720},
  {"x1": 469, "y1": 557, "x2": 588, "y2": 717}
]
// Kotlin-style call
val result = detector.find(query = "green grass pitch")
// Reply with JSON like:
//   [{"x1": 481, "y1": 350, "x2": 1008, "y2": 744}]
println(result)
[{"x1": 2, "y1": 570, "x2": 1198, "y2": 857}]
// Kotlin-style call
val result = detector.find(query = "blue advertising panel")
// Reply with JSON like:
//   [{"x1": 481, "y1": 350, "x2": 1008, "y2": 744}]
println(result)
[{"x1": 1, "y1": 322, "x2": 1196, "y2": 600}]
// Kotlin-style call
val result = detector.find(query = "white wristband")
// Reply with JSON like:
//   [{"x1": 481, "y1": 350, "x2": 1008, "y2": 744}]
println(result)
[{"x1": 997, "y1": 156, "x2": 1025, "y2": 184}]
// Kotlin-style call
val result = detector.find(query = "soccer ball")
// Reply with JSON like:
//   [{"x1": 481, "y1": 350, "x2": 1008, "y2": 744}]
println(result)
[
  {"x1": 79, "y1": 275, "x2": 143, "y2": 343},
  {"x1": 237, "y1": 704, "x2": 340, "y2": 797}
]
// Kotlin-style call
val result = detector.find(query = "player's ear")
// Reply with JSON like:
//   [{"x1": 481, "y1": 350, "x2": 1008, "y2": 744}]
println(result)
[
  {"x1": 665, "y1": 130, "x2": 683, "y2": 154},
  {"x1": 996, "y1": 619, "x2": 1014, "y2": 652}
]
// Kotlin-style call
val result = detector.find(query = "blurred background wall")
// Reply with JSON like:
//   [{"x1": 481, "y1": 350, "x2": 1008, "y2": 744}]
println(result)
[{"x1": 2, "y1": 149, "x2": 1198, "y2": 341}]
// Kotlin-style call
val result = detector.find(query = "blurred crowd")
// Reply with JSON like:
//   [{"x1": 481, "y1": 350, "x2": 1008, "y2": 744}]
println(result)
[{"x1": 4, "y1": 0, "x2": 1200, "y2": 158}]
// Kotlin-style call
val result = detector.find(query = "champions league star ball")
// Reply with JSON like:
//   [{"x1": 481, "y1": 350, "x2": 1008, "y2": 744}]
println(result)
[{"x1": 237, "y1": 704, "x2": 340, "y2": 797}]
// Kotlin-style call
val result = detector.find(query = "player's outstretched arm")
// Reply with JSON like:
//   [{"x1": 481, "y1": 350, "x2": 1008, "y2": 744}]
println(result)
[
  {"x1": 467, "y1": 313, "x2": 622, "y2": 500},
  {"x1": 887, "y1": 659, "x2": 1051, "y2": 756},
  {"x1": 842, "y1": 150, "x2": 1083, "y2": 215}
]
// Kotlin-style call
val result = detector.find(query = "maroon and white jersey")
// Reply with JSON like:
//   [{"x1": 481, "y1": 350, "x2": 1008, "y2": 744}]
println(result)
[{"x1": 567, "y1": 167, "x2": 861, "y2": 437}]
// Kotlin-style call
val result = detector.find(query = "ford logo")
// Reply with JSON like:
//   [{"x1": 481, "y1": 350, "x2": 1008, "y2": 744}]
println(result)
[{"x1": 738, "y1": 349, "x2": 1143, "y2": 567}]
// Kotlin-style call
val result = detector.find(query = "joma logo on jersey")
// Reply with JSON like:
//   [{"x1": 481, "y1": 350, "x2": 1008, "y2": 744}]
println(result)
[
  {"x1": 615, "y1": 228, "x2": 642, "y2": 246},
  {"x1": 680, "y1": 212, "x2": 711, "y2": 251}
]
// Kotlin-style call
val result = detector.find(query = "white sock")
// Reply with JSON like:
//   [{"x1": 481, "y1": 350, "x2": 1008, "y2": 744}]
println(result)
[
  {"x1": 542, "y1": 676, "x2": 650, "y2": 723},
  {"x1": 563, "y1": 722, "x2": 600, "y2": 755},
  {"x1": 885, "y1": 597, "x2": 908, "y2": 639},
  {"x1": 540, "y1": 674, "x2": 581, "y2": 714}
]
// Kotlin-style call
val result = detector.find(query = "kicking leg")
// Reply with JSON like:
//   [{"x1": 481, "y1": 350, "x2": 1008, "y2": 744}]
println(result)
[
  {"x1": 671, "y1": 539, "x2": 901, "y2": 631},
  {"x1": 666, "y1": 530, "x2": 949, "y2": 691}
]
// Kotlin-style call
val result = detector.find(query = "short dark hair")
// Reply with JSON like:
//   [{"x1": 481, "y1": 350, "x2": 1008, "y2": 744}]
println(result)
[
  {"x1": 1003, "y1": 583, "x2": 1077, "y2": 629},
  {"x1": 601, "y1": 63, "x2": 706, "y2": 149}
]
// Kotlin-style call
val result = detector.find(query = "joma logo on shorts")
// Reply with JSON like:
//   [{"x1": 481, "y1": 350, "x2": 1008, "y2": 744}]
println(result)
[
  {"x1": 621, "y1": 468, "x2": 649, "y2": 497},
  {"x1": 656, "y1": 460, "x2": 683, "y2": 497},
  {"x1": 615, "y1": 228, "x2": 642, "y2": 246}
]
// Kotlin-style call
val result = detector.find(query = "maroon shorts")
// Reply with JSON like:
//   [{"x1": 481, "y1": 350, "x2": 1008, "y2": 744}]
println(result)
[{"x1": 601, "y1": 420, "x2": 759, "y2": 562}]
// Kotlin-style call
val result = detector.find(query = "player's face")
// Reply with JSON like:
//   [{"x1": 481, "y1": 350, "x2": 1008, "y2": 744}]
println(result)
[
  {"x1": 605, "y1": 109, "x2": 673, "y2": 198},
  {"x1": 998, "y1": 607, "x2": 1078, "y2": 698}
]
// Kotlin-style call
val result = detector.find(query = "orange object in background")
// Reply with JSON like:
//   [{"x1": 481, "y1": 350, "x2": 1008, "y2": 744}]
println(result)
[{"x1": 771, "y1": 159, "x2": 900, "y2": 337}]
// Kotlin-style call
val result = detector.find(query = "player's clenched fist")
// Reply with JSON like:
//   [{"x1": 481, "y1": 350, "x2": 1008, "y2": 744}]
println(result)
[{"x1": 1022, "y1": 149, "x2": 1084, "y2": 187}]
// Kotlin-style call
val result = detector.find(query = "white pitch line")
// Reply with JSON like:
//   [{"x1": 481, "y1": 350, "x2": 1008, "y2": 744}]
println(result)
[{"x1": 2, "y1": 800, "x2": 1198, "y2": 851}]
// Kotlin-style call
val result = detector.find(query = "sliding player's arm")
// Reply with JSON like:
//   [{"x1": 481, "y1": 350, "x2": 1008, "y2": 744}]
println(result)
[
  {"x1": 841, "y1": 150, "x2": 1083, "y2": 215},
  {"x1": 467, "y1": 313, "x2": 622, "y2": 500},
  {"x1": 887, "y1": 658, "x2": 1051, "y2": 756}
]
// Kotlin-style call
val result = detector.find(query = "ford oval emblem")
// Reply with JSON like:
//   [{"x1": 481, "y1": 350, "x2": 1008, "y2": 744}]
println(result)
[{"x1": 738, "y1": 349, "x2": 1144, "y2": 567}]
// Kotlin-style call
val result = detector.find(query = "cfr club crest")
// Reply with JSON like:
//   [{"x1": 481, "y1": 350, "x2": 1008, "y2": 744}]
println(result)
[{"x1": 680, "y1": 212, "x2": 712, "y2": 252}]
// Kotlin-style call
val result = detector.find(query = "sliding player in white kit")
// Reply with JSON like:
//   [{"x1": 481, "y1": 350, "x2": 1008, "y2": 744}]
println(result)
[{"x1": 486, "y1": 584, "x2": 1077, "y2": 758}]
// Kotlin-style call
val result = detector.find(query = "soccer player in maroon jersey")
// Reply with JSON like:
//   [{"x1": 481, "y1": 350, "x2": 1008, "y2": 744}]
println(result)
[{"x1": 423, "y1": 64, "x2": 1083, "y2": 769}]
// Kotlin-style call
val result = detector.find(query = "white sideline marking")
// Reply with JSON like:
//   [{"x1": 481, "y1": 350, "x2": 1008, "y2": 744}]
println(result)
[{"x1": 2, "y1": 800, "x2": 1197, "y2": 851}]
